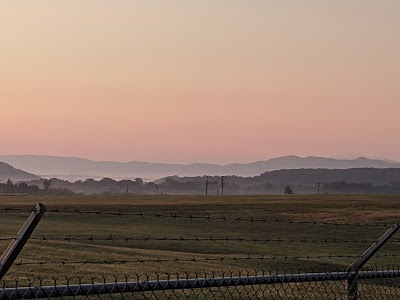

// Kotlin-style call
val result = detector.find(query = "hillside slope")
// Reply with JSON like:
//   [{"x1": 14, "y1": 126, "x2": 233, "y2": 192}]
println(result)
[{"x1": 0, "y1": 161, "x2": 40, "y2": 182}]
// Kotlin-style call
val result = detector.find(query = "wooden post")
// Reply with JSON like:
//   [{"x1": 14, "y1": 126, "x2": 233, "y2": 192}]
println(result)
[
  {"x1": 346, "y1": 223, "x2": 399, "y2": 299},
  {"x1": 0, "y1": 203, "x2": 46, "y2": 280}
]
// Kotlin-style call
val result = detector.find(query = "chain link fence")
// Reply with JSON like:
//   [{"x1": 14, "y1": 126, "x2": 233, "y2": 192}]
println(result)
[
  {"x1": 1, "y1": 267, "x2": 400, "y2": 299},
  {"x1": 2, "y1": 203, "x2": 400, "y2": 299}
]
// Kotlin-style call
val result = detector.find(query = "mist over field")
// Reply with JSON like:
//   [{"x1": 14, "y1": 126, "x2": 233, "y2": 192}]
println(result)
[{"x1": 2, "y1": 155, "x2": 400, "y2": 196}]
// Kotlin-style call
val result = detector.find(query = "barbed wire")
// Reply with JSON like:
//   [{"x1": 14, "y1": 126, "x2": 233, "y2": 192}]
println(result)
[
  {"x1": 2, "y1": 234, "x2": 400, "y2": 245},
  {"x1": 10, "y1": 254, "x2": 400, "y2": 266},
  {"x1": 0, "y1": 207, "x2": 392, "y2": 227}
]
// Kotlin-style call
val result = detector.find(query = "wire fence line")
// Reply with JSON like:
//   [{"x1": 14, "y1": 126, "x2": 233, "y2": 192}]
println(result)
[
  {"x1": 4, "y1": 234, "x2": 400, "y2": 244},
  {"x1": 2, "y1": 267, "x2": 400, "y2": 299},
  {"x1": 2, "y1": 203, "x2": 400, "y2": 299},
  {"x1": 0, "y1": 207, "x2": 391, "y2": 227},
  {"x1": 12, "y1": 254, "x2": 400, "y2": 266},
  {"x1": 9, "y1": 255, "x2": 400, "y2": 267}
]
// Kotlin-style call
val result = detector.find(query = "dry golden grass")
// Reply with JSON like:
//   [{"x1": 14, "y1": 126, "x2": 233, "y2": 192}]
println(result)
[{"x1": 1, "y1": 194, "x2": 400, "y2": 285}]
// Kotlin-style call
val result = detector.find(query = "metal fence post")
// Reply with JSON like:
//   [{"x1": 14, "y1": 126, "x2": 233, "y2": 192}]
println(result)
[
  {"x1": 346, "y1": 223, "x2": 399, "y2": 300},
  {"x1": 0, "y1": 203, "x2": 46, "y2": 280}
]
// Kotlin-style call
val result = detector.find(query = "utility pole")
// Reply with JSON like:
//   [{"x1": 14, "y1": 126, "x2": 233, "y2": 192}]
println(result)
[
  {"x1": 317, "y1": 182, "x2": 322, "y2": 195},
  {"x1": 221, "y1": 176, "x2": 225, "y2": 196},
  {"x1": 156, "y1": 184, "x2": 159, "y2": 195},
  {"x1": 205, "y1": 176, "x2": 209, "y2": 195}
]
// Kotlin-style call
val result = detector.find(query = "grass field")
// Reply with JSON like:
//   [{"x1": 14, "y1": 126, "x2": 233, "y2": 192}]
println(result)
[{"x1": 1, "y1": 194, "x2": 400, "y2": 286}]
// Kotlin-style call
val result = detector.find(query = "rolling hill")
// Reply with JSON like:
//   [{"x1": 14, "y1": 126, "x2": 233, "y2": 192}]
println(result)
[
  {"x1": 0, "y1": 161, "x2": 40, "y2": 182},
  {"x1": 0, "y1": 155, "x2": 399, "y2": 180}
]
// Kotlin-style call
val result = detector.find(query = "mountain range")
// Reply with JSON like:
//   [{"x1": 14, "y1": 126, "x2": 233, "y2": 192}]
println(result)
[{"x1": 1, "y1": 155, "x2": 400, "y2": 181}]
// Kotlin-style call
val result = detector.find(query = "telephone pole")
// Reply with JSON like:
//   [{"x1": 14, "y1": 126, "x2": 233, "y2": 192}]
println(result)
[
  {"x1": 205, "y1": 176, "x2": 209, "y2": 195},
  {"x1": 221, "y1": 176, "x2": 225, "y2": 196}
]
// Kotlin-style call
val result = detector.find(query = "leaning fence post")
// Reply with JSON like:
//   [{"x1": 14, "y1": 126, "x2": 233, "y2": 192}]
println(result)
[
  {"x1": 0, "y1": 203, "x2": 46, "y2": 280},
  {"x1": 346, "y1": 223, "x2": 399, "y2": 300}
]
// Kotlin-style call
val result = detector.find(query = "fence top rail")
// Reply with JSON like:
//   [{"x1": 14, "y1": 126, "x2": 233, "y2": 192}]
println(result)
[{"x1": 4, "y1": 267, "x2": 400, "y2": 285}]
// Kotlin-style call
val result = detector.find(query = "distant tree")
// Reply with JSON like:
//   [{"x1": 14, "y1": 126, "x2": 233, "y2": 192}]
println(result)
[
  {"x1": 84, "y1": 178, "x2": 96, "y2": 184},
  {"x1": 100, "y1": 178, "x2": 116, "y2": 185},
  {"x1": 18, "y1": 182, "x2": 28, "y2": 193},
  {"x1": 5, "y1": 179, "x2": 14, "y2": 193},
  {"x1": 43, "y1": 179, "x2": 52, "y2": 195},
  {"x1": 284, "y1": 185, "x2": 293, "y2": 195},
  {"x1": 134, "y1": 178, "x2": 144, "y2": 194},
  {"x1": 30, "y1": 185, "x2": 40, "y2": 195},
  {"x1": 145, "y1": 182, "x2": 158, "y2": 194},
  {"x1": 119, "y1": 180, "x2": 132, "y2": 193}
]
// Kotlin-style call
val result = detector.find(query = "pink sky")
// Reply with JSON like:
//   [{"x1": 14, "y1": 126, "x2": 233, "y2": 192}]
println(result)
[{"x1": 1, "y1": 1, "x2": 399, "y2": 163}]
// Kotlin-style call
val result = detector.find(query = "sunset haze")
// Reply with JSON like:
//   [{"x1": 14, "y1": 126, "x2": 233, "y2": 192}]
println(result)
[{"x1": 1, "y1": 1, "x2": 399, "y2": 163}]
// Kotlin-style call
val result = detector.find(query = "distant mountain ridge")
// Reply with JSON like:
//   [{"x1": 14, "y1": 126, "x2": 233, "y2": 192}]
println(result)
[
  {"x1": 0, "y1": 161, "x2": 40, "y2": 182},
  {"x1": 0, "y1": 155, "x2": 400, "y2": 181}
]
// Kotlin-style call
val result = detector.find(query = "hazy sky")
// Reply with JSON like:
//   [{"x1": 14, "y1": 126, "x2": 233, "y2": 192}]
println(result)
[{"x1": 1, "y1": 1, "x2": 399, "y2": 163}]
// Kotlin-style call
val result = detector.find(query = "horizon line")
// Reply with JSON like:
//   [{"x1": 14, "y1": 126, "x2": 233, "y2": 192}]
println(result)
[{"x1": 0, "y1": 154, "x2": 398, "y2": 165}]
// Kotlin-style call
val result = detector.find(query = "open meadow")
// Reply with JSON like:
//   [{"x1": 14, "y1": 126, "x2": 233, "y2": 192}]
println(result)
[{"x1": 1, "y1": 194, "x2": 400, "y2": 286}]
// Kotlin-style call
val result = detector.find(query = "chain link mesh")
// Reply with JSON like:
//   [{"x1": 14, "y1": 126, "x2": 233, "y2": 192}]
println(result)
[{"x1": 1, "y1": 268, "x2": 400, "y2": 299}]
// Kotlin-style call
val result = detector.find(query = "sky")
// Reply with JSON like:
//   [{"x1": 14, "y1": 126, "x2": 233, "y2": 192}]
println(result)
[{"x1": 0, "y1": 1, "x2": 399, "y2": 164}]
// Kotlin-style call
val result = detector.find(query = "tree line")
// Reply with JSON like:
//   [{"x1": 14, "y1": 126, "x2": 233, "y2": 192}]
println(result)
[
  {"x1": 0, "y1": 179, "x2": 74, "y2": 195},
  {"x1": 3, "y1": 168, "x2": 400, "y2": 196}
]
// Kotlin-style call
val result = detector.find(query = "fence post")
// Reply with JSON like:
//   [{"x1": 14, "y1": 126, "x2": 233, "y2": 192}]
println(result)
[
  {"x1": 0, "y1": 203, "x2": 46, "y2": 280},
  {"x1": 346, "y1": 223, "x2": 399, "y2": 300}
]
